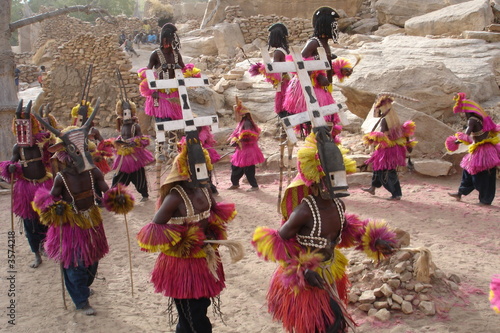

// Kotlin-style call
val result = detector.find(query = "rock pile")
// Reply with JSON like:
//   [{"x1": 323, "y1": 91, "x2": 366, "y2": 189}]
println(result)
[{"x1": 347, "y1": 246, "x2": 463, "y2": 321}]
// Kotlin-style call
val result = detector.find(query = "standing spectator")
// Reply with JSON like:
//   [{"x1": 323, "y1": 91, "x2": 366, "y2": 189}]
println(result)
[
  {"x1": 119, "y1": 31, "x2": 126, "y2": 46},
  {"x1": 122, "y1": 36, "x2": 139, "y2": 57},
  {"x1": 14, "y1": 65, "x2": 21, "y2": 91},
  {"x1": 37, "y1": 65, "x2": 46, "y2": 87},
  {"x1": 134, "y1": 32, "x2": 143, "y2": 49}
]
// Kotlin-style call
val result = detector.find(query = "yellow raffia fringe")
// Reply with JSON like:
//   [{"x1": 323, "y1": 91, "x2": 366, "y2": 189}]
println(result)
[
  {"x1": 22, "y1": 172, "x2": 52, "y2": 183},
  {"x1": 71, "y1": 102, "x2": 93, "y2": 119},
  {"x1": 317, "y1": 248, "x2": 347, "y2": 284},
  {"x1": 34, "y1": 201, "x2": 102, "y2": 229},
  {"x1": 252, "y1": 226, "x2": 281, "y2": 262},
  {"x1": 468, "y1": 136, "x2": 499, "y2": 154},
  {"x1": 297, "y1": 132, "x2": 325, "y2": 184}
]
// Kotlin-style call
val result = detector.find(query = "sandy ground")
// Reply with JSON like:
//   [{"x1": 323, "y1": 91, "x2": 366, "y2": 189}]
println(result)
[{"x1": 2, "y1": 46, "x2": 499, "y2": 332}]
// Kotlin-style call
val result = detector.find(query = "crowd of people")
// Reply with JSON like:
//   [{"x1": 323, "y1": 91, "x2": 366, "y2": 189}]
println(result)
[{"x1": 2, "y1": 5, "x2": 499, "y2": 333}]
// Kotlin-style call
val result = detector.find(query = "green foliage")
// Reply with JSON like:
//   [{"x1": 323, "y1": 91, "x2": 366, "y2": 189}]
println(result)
[
  {"x1": 145, "y1": 0, "x2": 173, "y2": 26},
  {"x1": 27, "y1": 0, "x2": 135, "y2": 22},
  {"x1": 10, "y1": 0, "x2": 23, "y2": 45}
]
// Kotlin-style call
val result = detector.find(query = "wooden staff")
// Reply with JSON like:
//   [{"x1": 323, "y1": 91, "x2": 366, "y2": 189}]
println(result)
[
  {"x1": 59, "y1": 223, "x2": 67, "y2": 309},
  {"x1": 10, "y1": 173, "x2": 14, "y2": 232},
  {"x1": 277, "y1": 128, "x2": 285, "y2": 213},
  {"x1": 123, "y1": 213, "x2": 134, "y2": 297}
]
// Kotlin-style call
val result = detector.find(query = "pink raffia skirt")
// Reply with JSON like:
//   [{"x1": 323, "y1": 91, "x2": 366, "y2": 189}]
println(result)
[
  {"x1": 267, "y1": 266, "x2": 335, "y2": 333},
  {"x1": 460, "y1": 142, "x2": 500, "y2": 175},
  {"x1": 365, "y1": 145, "x2": 407, "y2": 171},
  {"x1": 14, "y1": 177, "x2": 53, "y2": 220},
  {"x1": 283, "y1": 77, "x2": 335, "y2": 115},
  {"x1": 151, "y1": 253, "x2": 225, "y2": 299},
  {"x1": 44, "y1": 222, "x2": 109, "y2": 268},
  {"x1": 144, "y1": 90, "x2": 183, "y2": 120},
  {"x1": 275, "y1": 79, "x2": 290, "y2": 114},
  {"x1": 231, "y1": 144, "x2": 265, "y2": 168},
  {"x1": 113, "y1": 148, "x2": 154, "y2": 174}
]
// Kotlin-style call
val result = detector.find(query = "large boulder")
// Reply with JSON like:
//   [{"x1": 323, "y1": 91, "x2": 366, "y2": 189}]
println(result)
[
  {"x1": 375, "y1": 0, "x2": 470, "y2": 27},
  {"x1": 182, "y1": 35, "x2": 218, "y2": 57},
  {"x1": 338, "y1": 35, "x2": 500, "y2": 121},
  {"x1": 212, "y1": 22, "x2": 246, "y2": 58},
  {"x1": 405, "y1": 0, "x2": 494, "y2": 36},
  {"x1": 341, "y1": 61, "x2": 466, "y2": 119}
]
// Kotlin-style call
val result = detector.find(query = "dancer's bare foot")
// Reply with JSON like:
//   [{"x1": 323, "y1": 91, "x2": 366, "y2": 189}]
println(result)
[
  {"x1": 30, "y1": 252, "x2": 42, "y2": 268},
  {"x1": 80, "y1": 302, "x2": 96, "y2": 316}
]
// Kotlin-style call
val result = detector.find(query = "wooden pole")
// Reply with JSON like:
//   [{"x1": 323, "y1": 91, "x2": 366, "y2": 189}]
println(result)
[
  {"x1": 123, "y1": 214, "x2": 134, "y2": 297},
  {"x1": 10, "y1": 173, "x2": 14, "y2": 232}
]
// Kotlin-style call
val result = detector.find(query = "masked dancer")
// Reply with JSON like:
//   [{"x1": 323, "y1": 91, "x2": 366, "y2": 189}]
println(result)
[
  {"x1": 0, "y1": 100, "x2": 53, "y2": 268},
  {"x1": 446, "y1": 93, "x2": 499, "y2": 205},
  {"x1": 32, "y1": 100, "x2": 135, "y2": 315},
  {"x1": 252, "y1": 131, "x2": 397, "y2": 333},
  {"x1": 137, "y1": 135, "x2": 242, "y2": 332}
]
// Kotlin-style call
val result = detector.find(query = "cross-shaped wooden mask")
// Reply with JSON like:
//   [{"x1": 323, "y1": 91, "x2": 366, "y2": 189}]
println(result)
[
  {"x1": 145, "y1": 68, "x2": 218, "y2": 186},
  {"x1": 261, "y1": 45, "x2": 348, "y2": 143}
]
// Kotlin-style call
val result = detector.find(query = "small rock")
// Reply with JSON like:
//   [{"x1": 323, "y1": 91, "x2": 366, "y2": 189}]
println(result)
[
  {"x1": 447, "y1": 280, "x2": 459, "y2": 291},
  {"x1": 374, "y1": 301, "x2": 389, "y2": 309},
  {"x1": 414, "y1": 283, "x2": 425, "y2": 292},
  {"x1": 348, "y1": 293, "x2": 359, "y2": 303},
  {"x1": 419, "y1": 301, "x2": 436, "y2": 316},
  {"x1": 394, "y1": 262, "x2": 406, "y2": 273},
  {"x1": 374, "y1": 308, "x2": 391, "y2": 322},
  {"x1": 380, "y1": 283, "x2": 393, "y2": 297},
  {"x1": 392, "y1": 293, "x2": 403, "y2": 304},
  {"x1": 395, "y1": 251, "x2": 411, "y2": 262},
  {"x1": 349, "y1": 264, "x2": 365, "y2": 276},
  {"x1": 401, "y1": 301, "x2": 414, "y2": 314},
  {"x1": 387, "y1": 279, "x2": 401, "y2": 289},
  {"x1": 358, "y1": 303, "x2": 372, "y2": 312},
  {"x1": 400, "y1": 271, "x2": 413, "y2": 282},
  {"x1": 405, "y1": 281, "x2": 415, "y2": 291},
  {"x1": 359, "y1": 290, "x2": 376, "y2": 303},
  {"x1": 373, "y1": 287, "x2": 384, "y2": 298},
  {"x1": 391, "y1": 303, "x2": 402, "y2": 310}
]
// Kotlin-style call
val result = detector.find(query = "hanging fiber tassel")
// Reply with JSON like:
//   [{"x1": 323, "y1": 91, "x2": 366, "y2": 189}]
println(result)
[
  {"x1": 204, "y1": 240, "x2": 245, "y2": 263},
  {"x1": 400, "y1": 247, "x2": 437, "y2": 283}
]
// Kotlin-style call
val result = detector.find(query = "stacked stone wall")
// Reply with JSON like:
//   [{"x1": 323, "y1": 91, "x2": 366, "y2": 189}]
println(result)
[
  {"x1": 41, "y1": 34, "x2": 140, "y2": 129},
  {"x1": 235, "y1": 14, "x2": 312, "y2": 46},
  {"x1": 34, "y1": 7, "x2": 158, "y2": 51},
  {"x1": 14, "y1": 52, "x2": 35, "y2": 65},
  {"x1": 17, "y1": 64, "x2": 40, "y2": 85}
]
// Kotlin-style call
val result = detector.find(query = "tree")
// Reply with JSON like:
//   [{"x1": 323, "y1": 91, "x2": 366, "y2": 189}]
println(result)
[
  {"x1": 27, "y1": 0, "x2": 134, "y2": 21},
  {"x1": 0, "y1": 0, "x2": 113, "y2": 161}
]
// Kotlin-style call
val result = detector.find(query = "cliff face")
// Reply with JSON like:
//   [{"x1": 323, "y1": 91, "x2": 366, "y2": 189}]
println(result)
[{"x1": 175, "y1": 0, "x2": 364, "y2": 26}]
